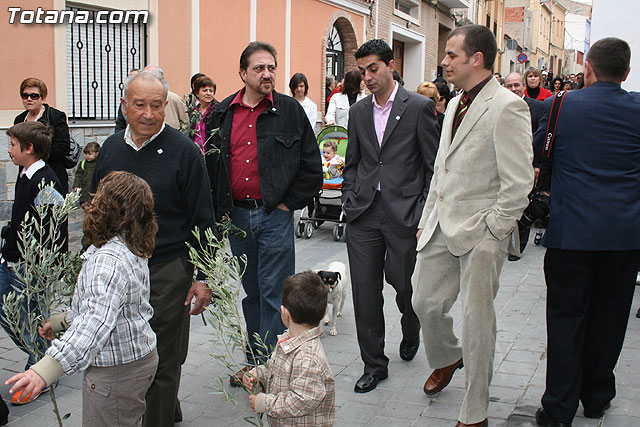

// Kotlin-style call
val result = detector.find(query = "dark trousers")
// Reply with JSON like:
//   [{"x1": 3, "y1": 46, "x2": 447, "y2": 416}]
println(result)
[
  {"x1": 346, "y1": 193, "x2": 421, "y2": 376},
  {"x1": 518, "y1": 223, "x2": 530, "y2": 254},
  {"x1": 542, "y1": 248, "x2": 640, "y2": 424},
  {"x1": 143, "y1": 257, "x2": 193, "y2": 427}
]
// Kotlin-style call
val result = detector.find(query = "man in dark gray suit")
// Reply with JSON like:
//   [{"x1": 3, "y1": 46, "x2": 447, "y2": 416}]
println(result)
[
  {"x1": 504, "y1": 72, "x2": 543, "y2": 260},
  {"x1": 342, "y1": 39, "x2": 439, "y2": 393}
]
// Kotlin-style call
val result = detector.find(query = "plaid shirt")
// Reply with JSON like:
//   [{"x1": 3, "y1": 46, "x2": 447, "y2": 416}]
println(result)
[
  {"x1": 254, "y1": 326, "x2": 335, "y2": 426},
  {"x1": 46, "y1": 236, "x2": 156, "y2": 374}
]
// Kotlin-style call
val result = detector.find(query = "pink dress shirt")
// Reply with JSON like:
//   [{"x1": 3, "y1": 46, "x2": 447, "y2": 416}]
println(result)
[{"x1": 372, "y1": 81, "x2": 399, "y2": 190}]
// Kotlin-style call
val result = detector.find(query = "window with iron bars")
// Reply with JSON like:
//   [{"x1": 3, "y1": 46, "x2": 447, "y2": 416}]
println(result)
[{"x1": 65, "y1": 6, "x2": 147, "y2": 121}]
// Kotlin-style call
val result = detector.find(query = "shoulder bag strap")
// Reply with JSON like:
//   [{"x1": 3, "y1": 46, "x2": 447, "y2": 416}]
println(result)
[{"x1": 536, "y1": 91, "x2": 566, "y2": 192}]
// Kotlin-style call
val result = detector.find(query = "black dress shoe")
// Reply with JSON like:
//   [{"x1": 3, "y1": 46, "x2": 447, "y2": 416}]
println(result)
[
  {"x1": 584, "y1": 402, "x2": 610, "y2": 419},
  {"x1": 535, "y1": 407, "x2": 572, "y2": 426},
  {"x1": 399, "y1": 339, "x2": 420, "y2": 361},
  {"x1": 354, "y1": 372, "x2": 387, "y2": 393}
]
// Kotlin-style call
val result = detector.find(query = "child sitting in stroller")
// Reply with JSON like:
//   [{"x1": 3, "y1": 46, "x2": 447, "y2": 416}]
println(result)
[{"x1": 322, "y1": 140, "x2": 344, "y2": 180}]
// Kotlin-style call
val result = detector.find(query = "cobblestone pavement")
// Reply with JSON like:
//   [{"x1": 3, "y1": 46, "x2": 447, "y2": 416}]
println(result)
[{"x1": 1, "y1": 213, "x2": 639, "y2": 426}]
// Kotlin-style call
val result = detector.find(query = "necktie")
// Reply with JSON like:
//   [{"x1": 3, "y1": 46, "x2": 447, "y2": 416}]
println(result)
[{"x1": 452, "y1": 94, "x2": 470, "y2": 137}]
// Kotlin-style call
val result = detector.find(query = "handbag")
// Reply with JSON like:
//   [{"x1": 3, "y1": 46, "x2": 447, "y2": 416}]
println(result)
[{"x1": 43, "y1": 106, "x2": 81, "y2": 169}]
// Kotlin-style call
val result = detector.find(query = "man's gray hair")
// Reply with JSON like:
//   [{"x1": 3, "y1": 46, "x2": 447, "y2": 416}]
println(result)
[
  {"x1": 123, "y1": 67, "x2": 169, "y2": 103},
  {"x1": 326, "y1": 74, "x2": 336, "y2": 86},
  {"x1": 505, "y1": 72, "x2": 524, "y2": 84}
]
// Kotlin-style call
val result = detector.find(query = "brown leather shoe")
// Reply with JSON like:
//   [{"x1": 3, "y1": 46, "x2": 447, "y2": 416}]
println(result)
[
  {"x1": 229, "y1": 366, "x2": 251, "y2": 387},
  {"x1": 455, "y1": 419, "x2": 487, "y2": 427},
  {"x1": 423, "y1": 358, "x2": 463, "y2": 395}
]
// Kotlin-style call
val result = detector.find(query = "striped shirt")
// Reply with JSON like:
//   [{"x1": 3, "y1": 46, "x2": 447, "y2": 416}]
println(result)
[
  {"x1": 46, "y1": 236, "x2": 156, "y2": 374},
  {"x1": 254, "y1": 326, "x2": 335, "y2": 426}
]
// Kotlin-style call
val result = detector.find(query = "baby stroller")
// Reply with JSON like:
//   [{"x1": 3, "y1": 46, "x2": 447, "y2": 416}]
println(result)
[{"x1": 295, "y1": 125, "x2": 348, "y2": 241}]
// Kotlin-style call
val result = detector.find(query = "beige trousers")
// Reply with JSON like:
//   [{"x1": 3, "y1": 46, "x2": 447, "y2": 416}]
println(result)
[
  {"x1": 82, "y1": 349, "x2": 158, "y2": 427},
  {"x1": 412, "y1": 225, "x2": 509, "y2": 424}
]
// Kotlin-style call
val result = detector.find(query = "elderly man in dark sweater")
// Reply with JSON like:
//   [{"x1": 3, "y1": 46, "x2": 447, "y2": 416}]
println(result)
[{"x1": 91, "y1": 69, "x2": 215, "y2": 427}]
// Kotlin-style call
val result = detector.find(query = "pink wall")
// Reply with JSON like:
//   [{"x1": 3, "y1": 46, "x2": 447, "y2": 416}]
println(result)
[
  {"x1": 0, "y1": 0, "x2": 56, "y2": 110},
  {"x1": 198, "y1": 0, "x2": 364, "y2": 107},
  {"x1": 199, "y1": 1, "x2": 251, "y2": 100},
  {"x1": 158, "y1": 0, "x2": 192, "y2": 98}
]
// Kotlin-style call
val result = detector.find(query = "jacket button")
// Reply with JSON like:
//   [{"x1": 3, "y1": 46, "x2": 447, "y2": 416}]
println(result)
[
  {"x1": 445, "y1": 168, "x2": 449, "y2": 174},
  {"x1": 91, "y1": 384, "x2": 96, "y2": 390},
  {"x1": 439, "y1": 195, "x2": 444, "y2": 201},
  {"x1": 226, "y1": 192, "x2": 230, "y2": 197},
  {"x1": 379, "y1": 162, "x2": 383, "y2": 166}
]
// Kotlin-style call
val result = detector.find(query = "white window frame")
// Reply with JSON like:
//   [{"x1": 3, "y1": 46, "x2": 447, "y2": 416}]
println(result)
[{"x1": 393, "y1": 0, "x2": 421, "y2": 26}]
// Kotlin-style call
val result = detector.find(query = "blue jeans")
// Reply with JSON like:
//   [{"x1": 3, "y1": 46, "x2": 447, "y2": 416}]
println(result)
[
  {"x1": 229, "y1": 206, "x2": 294, "y2": 364},
  {"x1": 0, "y1": 261, "x2": 45, "y2": 369}
]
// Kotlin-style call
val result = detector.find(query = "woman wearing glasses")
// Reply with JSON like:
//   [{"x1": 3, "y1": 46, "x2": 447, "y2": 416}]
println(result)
[{"x1": 14, "y1": 78, "x2": 71, "y2": 193}]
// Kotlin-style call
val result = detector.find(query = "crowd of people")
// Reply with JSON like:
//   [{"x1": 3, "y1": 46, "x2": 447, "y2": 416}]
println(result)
[{"x1": 0, "y1": 25, "x2": 637, "y2": 427}]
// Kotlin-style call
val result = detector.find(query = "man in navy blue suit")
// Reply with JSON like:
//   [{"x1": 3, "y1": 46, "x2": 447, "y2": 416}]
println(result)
[
  {"x1": 504, "y1": 72, "x2": 543, "y2": 260},
  {"x1": 533, "y1": 37, "x2": 640, "y2": 427}
]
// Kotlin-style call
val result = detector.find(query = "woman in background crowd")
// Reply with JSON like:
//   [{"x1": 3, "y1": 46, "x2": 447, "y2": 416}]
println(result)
[
  {"x1": 14, "y1": 78, "x2": 70, "y2": 193},
  {"x1": 416, "y1": 81, "x2": 443, "y2": 132},
  {"x1": 524, "y1": 67, "x2": 553, "y2": 101},
  {"x1": 289, "y1": 73, "x2": 318, "y2": 129},
  {"x1": 191, "y1": 75, "x2": 219, "y2": 155},
  {"x1": 325, "y1": 69, "x2": 365, "y2": 128},
  {"x1": 550, "y1": 77, "x2": 563, "y2": 94}
]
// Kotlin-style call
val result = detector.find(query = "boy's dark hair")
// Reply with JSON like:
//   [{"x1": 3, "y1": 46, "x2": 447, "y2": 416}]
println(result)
[
  {"x1": 83, "y1": 171, "x2": 158, "y2": 258},
  {"x1": 586, "y1": 37, "x2": 631, "y2": 82},
  {"x1": 289, "y1": 72, "x2": 309, "y2": 96},
  {"x1": 83, "y1": 141, "x2": 100, "y2": 155},
  {"x1": 355, "y1": 39, "x2": 393, "y2": 65},
  {"x1": 282, "y1": 271, "x2": 328, "y2": 327},
  {"x1": 192, "y1": 75, "x2": 216, "y2": 96},
  {"x1": 6, "y1": 121, "x2": 52, "y2": 161},
  {"x1": 240, "y1": 41, "x2": 278, "y2": 71},
  {"x1": 448, "y1": 24, "x2": 497, "y2": 70}
]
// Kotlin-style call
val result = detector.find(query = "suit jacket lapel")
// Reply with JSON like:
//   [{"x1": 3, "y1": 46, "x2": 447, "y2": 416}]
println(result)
[
  {"x1": 446, "y1": 79, "x2": 496, "y2": 157},
  {"x1": 380, "y1": 87, "x2": 408, "y2": 148},
  {"x1": 362, "y1": 96, "x2": 380, "y2": 154}
]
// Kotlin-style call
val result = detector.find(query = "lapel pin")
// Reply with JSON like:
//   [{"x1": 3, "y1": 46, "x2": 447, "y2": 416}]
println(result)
[
  {"x1": 395, "y1": 115, "x2": 400, "y2": 120},
  {"x1": 157, "y1": 148, "x2": 163, "y2": 154}
]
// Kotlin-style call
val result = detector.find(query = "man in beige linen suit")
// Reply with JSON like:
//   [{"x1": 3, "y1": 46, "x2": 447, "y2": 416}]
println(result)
[{"x1": 412, "y1": 25, "x2": 534, "y2": 427}]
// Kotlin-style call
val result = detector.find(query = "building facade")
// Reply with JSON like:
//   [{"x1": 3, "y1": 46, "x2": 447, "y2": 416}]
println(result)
[
  {"x1": 365, "y1": 0, "x2": 464, "y2": 91},
  {"x1": 0, "y1": 0, "x2": 474, "y2": 219}
]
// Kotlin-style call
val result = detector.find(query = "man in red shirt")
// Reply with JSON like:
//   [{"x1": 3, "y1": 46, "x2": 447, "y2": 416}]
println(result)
[{"x1": 205, "y1": 42, "x2": 322, "y2": 381}]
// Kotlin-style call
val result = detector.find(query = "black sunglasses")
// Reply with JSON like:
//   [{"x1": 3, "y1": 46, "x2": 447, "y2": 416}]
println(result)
[{"x1": 21, "y1": 93, "x2": 42, "y2": 100}]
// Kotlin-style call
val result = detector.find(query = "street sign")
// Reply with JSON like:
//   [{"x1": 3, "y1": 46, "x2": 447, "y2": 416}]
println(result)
[{"x1": 517, "y1": 53, "x2": 528, "y2": 64}]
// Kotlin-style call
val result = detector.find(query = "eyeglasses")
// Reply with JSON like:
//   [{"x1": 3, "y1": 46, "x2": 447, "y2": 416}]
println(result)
[{"x1": 21, "y1": 93, "x2": 42, "y2": 100}]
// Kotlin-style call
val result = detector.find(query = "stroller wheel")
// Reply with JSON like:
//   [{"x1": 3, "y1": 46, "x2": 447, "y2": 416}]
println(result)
[
  {"x1": 295, "y1": 221, "x2": 304, "y2": 238},
  {"x1": 313, "y1": 220, "x2": 324, "y2": 229},
  {"x1": 304, "y1": 222, "x2": 314, "y2": 239},
  {"x1": 333, "y1": 224, "x2": 345, "y2": 242}
]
